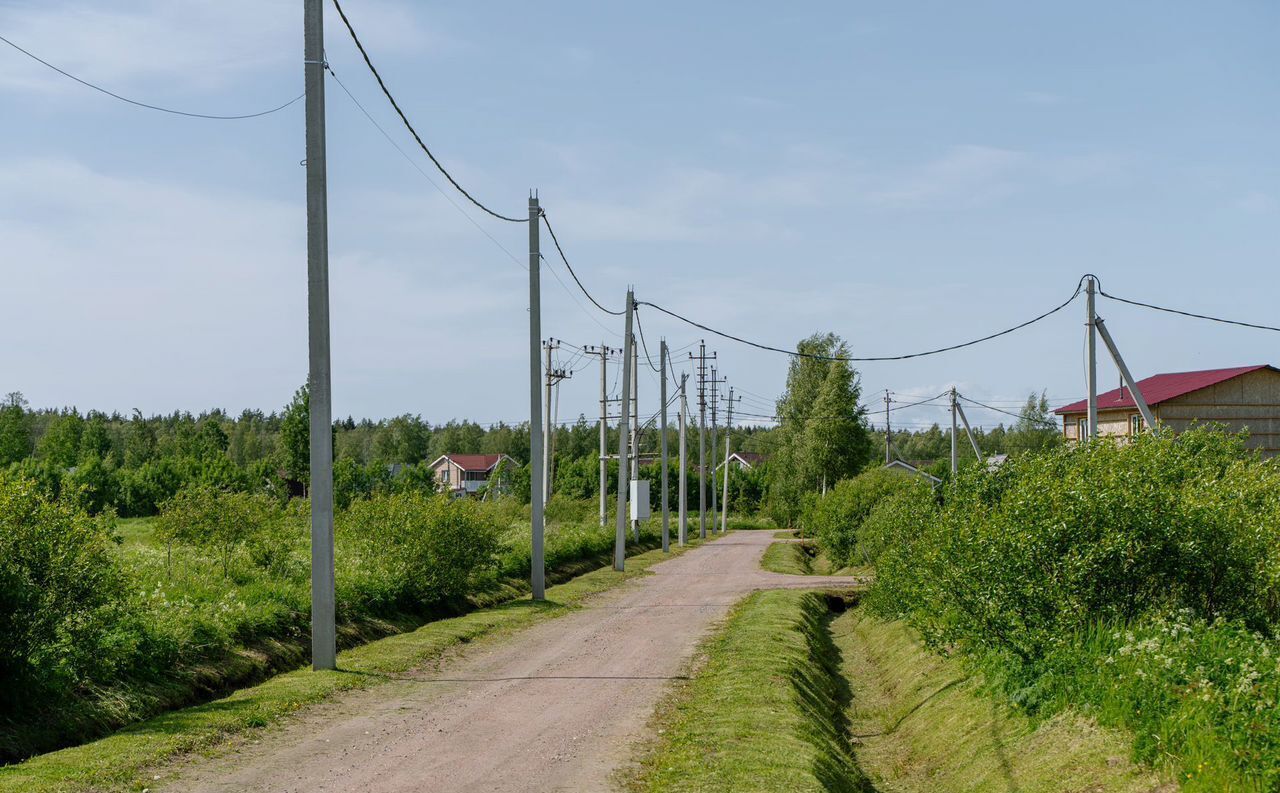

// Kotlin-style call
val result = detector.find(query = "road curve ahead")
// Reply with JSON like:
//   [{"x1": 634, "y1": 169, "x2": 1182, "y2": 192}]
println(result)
[{"x1": 170, "y1": 531, "x2": 862, "y2": 793}]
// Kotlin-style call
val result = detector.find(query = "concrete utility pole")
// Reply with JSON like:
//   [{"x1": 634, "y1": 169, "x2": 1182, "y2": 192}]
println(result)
[
  {"x1": 950, "y1": 387, "x2": 959, "y2": 475},
  {"x1": 660, "y1": 340, "x2": 670, "y2": 552},
  {"x1": 585, "y1": 343, "x2": 616, "y2": 528},
  {"x1": 678, "y1": 373, "x2": 688, "y2": 546},
  {"x1": 1086, "y1": 275, "x2": 1098, "y2": 441},
  {"x1": 304, "y1": 0, "x2": 335, "y2": 671},
  {"x1": 709, "y1": 367, "x2": 720, "y2": 532},
  {"x1": 720, "y1": 387, "x2": 737, "y2": 534},
  {"x1": 528, "y1": 195, "x2": 545, "y2": 600},
  {"x1": 629, "y1": 340, "x2": 640, "y2": 541},
  {"x1": 614, "y1": 289, "x2": 635, "y2": 571},
  {"x1": 884, "y1": 390, "x2": 892, "y2": 464},
  {"x1": 542, "y1": 339, "x2": 570, "y2": 504},
  {"x1": 690, "y1": 342, "x2": 715, "y2": 539}
]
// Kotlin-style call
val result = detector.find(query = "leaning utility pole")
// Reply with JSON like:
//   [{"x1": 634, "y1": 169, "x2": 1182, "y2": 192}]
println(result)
[
  {"x1": 690, "y1": 342, "x2": 715, "y2": 539},
  {"x1": 678, "y1": 373, "x2": 688, "y2": 546},
  {"x1": 528, "y1": 195, "x2": 545, "y2": 600},
  {"x1": 614, "y1": 290, "x2": 635, "y2": 571},
  {"x1": 709, "y1": 367, "x2": 720, "y2": 532},
  {"x1": 720, "y1": 387, "x2": 737, "y2": 534},
  {"x1": 884, "y1": 390, "x2": 892, "y2": 464},
  {"x1": 1085, "y1": 275, "x2": 1098, "y2": 440},
  {"x1": 304, "y1": 0, "x2": 335, "y2": 671},
  {"x1": 660, "y1": 340, "x2": 670, "y2": 552}
]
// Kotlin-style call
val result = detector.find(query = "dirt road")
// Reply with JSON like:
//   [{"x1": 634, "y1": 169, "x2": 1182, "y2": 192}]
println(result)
[{"x1": 169, "y1": 531, "x2": 862, "y2": 793}]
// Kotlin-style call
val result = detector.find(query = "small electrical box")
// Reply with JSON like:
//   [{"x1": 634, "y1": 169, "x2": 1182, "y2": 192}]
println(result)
[{"x1": 629, "y1": 480, "x2": 650, "y2": 520}]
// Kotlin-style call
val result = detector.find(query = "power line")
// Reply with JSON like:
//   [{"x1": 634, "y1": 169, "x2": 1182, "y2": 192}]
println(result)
[
  {"x1": 1099, "y1": 289, "x2": 1280, "y2": 333},
  {"x1": 540, "y1": 212, "x2": 625, "y2": 316},
  {"x1": 328, "y1": 0, "x2": 525, "y2": 223},
  {"x1": 637, "y1": 281, "x2": 1082, "y2": 362},
  {"x1": 957, "y1": 394, "x2": 1058, "y2": 428},
  {"x1": 633, "y1": 306, "x2": 664, "y2": 373},
  {"x1": 0, "y1": 33, "x2": 303, "y2": 120}
]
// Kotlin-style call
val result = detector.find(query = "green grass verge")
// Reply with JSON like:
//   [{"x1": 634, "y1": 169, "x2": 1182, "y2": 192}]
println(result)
[
  {"x1": 759, "y1": 541, "x2": 868, "y2": 577},
  {"x1": 631, "y1": 589, "x2": 872, "y2": 793},
  {"x1": 0, "y1": 539, "x2": 706, "y2": 793},
  {"x1": 835, "y1": 607, "x2": 1173, "y2": 792}
]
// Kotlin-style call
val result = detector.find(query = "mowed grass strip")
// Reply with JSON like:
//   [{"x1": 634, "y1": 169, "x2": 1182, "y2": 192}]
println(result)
[
  {"x1": 836, "y1": 608, "x2": 1174, "y2": 793},
  {"x1": 0, "y1": 540, "x2": 703, "y2": 793},
  {"x1": 633, "y1": 589, "x2": 872, "y2": 793},
  {"x1": 759, "y1": 540, "x2": 870, "y2": 578}
]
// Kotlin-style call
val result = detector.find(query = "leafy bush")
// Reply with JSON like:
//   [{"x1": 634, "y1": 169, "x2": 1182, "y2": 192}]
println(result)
[
  {"x1": 156, "y1": 486, "x2": 290, "y2": 577},
  {"x1": 866, "y1": 428, "x2": 1280, "y2": 788},
  {"x1": 338, "y1": 492, "x2": 501, "y2": 613},
  {"x1": 801, "y1": 468, "x2": 918, "y2": 568},
  {"x1": 0, "y1": 475, "x2": 134, "y2": 722}
]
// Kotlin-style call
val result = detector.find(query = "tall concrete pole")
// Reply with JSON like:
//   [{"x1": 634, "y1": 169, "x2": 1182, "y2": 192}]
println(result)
[
  {"x1": 543, "y1": 339, "x2": 554, "y2": 503},
  {"x1": 660, "y1": 340, "x2": 670, "y2": 552},
  {"x1": 614, "y1": 290, "x2": 634, "y2": 571},
  {"x1": 678, "y1": 373, "x2": 688, "y2": 546},
  {"x1": 528, "y1": 196, "x2": 545, "y2": 600},
  {"x1": 1086, "y1": 276, "x2": 1098, "y2": 441},
  {"x1": 696, "y1": 343, "x2": 707, "y2": 539},
  {"x1": 597, "y1": 342, "x2": 608, "y2": 527},
  {"x1": 710, "y1": 366, "x2": 719, "y2": 532},
  {"x1": 720, "y1": 387, "x2": 734, "y2": 534},
  {"x1": 950, "y1": 387, "x2": 958, "y2": 475},
  {"x1": 630, "y1": 340, "x2": 640, "y2": 541},
  {"x1": 884, "y1": 390, "x2": 892, "y2": 464},
  {"x1": 304, "y1": 0, "x2": 336, "y2": 672}
]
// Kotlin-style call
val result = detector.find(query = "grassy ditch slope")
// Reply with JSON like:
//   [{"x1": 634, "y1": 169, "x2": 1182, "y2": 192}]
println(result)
[
  {"x1": 0, "y1": 539, "x2": 701, "y2": 793},
  {"x1": 632, "y1": 589, "x2": 872, "y2": 793},
  {"x1": 837, "y1": 608, "x2": 1171, "y2": 793}
]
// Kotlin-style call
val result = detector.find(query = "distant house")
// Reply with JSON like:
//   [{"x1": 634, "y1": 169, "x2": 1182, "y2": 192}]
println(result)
[
  {"x1": 716, "y1": 451, "x2": 766, "y2": 472},
  {"x1": 1054, "y1": 365, "x2": 1280, "y2": 456},
  {"x1": 883, "y1": 459, "x2": 942, "y2": 486},
  {"x1": 429, "y1": 453, "x2": 517, "y2": 497}
]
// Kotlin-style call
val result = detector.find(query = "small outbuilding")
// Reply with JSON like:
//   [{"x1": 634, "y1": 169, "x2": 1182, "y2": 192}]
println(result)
[
  {"x1": 1054, "y1": 364, "x2": 1280, "y2": 456},
  {"x1": 429, "y1": 453, "x2": 517, "y2": 497}
]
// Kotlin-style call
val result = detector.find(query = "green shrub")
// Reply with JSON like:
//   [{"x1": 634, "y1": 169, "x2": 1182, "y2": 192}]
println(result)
[
  {"x1": 0, "y1": 475, "x2": 133, "y2": 721},
  {"x1": 802, "y1": 468, "x2": 917, "y2": 568},
  {"x1": 866, "y1": 428, "x2": 1280, "y2": 788},
  {"x1": 156, "y1": 486, "x2": 289, "y2": 577},
  {"x1": 338, "y1": 492, "x2": 501, "y2": 614}
]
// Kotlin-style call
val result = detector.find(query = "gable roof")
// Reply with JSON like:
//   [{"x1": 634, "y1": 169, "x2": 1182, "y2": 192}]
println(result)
[
  {"x1": 1054, "y1": 365, "x2": 1277, "y2": 416},
  {"x1": 429, "y1": 453, "x2": 510, "y2": 472},
  {"x1": 730, "y1": 451, "x2": 766, "y2": 466},
  {"x1": 883, "y1": 459, "x2": 942, "y2": 485}
]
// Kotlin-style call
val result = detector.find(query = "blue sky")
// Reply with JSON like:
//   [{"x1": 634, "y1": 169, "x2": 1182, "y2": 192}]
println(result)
[{"x1": 3, "y1": 0, "x2": 1277, "y2": 432}]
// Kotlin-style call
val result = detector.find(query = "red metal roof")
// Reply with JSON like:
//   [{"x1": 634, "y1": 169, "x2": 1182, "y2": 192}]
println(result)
[
  {"x1": 439, "y1": 453, "x2": 506, "y2": 471},
  {"x1": 1054, "y1": 365, "x2": 1275, "y2": 416}
]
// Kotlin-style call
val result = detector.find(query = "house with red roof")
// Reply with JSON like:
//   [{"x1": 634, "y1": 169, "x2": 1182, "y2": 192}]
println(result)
[
  {"x1": 429, "y1": 453, "x2": 518, "y2": 497},
  {"x1": 1054, "y1": 365, "x2": 1280, "y2": 455}
]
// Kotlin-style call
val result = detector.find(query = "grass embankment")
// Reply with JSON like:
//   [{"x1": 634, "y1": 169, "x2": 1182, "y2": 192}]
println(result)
[
  {"x1": 632, "y1": 589, "x2": 872, "y2": 792},
  {"x1": 760, "y1": 540, "x2": 866, "y2": 577},
  {"x1": 836, "y1": 608, "x2": 1172, "y2": 792},
  {"x1": 0, "y1": 538, "x2": 706, "y2": 793}
]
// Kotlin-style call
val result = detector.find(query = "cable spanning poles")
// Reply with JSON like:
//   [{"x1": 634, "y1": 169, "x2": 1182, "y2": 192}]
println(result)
[
  {"x1": 0, "y1": 34, "x2": 304, "y2": 119},
  {"x1": 329, "y1": 0, "x2": 525, "y2": 223}
]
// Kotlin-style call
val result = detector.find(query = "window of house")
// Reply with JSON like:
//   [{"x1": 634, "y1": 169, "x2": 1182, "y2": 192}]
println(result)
[
  {"x1": 1131, "y1": 414, "x2": 1145, "y2": 435},
  {"x1": 1077, "y1": 418, "x2": 1087, "y2": 439},
  {"x1": 442, "y1": 468, "x2": 450, "y2": 483}
]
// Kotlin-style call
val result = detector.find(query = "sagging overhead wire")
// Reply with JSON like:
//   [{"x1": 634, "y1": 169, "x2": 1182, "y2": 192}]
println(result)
[
  {"x1": 0, "y1": 33, "x2": 303, "y2": 120},
  {"x1": 540, "y1": 212, "x2": 626, "y2": 316},
  {"x1": 1098, "y1": 288, "x2": 1280, "y2": 333},
  {"x1": 632, "y1": 306, "x2": 664, "y2": 374},
  {"x1": 329, "y1": 0, "x2": 525, "y2": 223},
  {"x1": 637, "y1": 280, "x2": 1083, "y2": 362}
]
